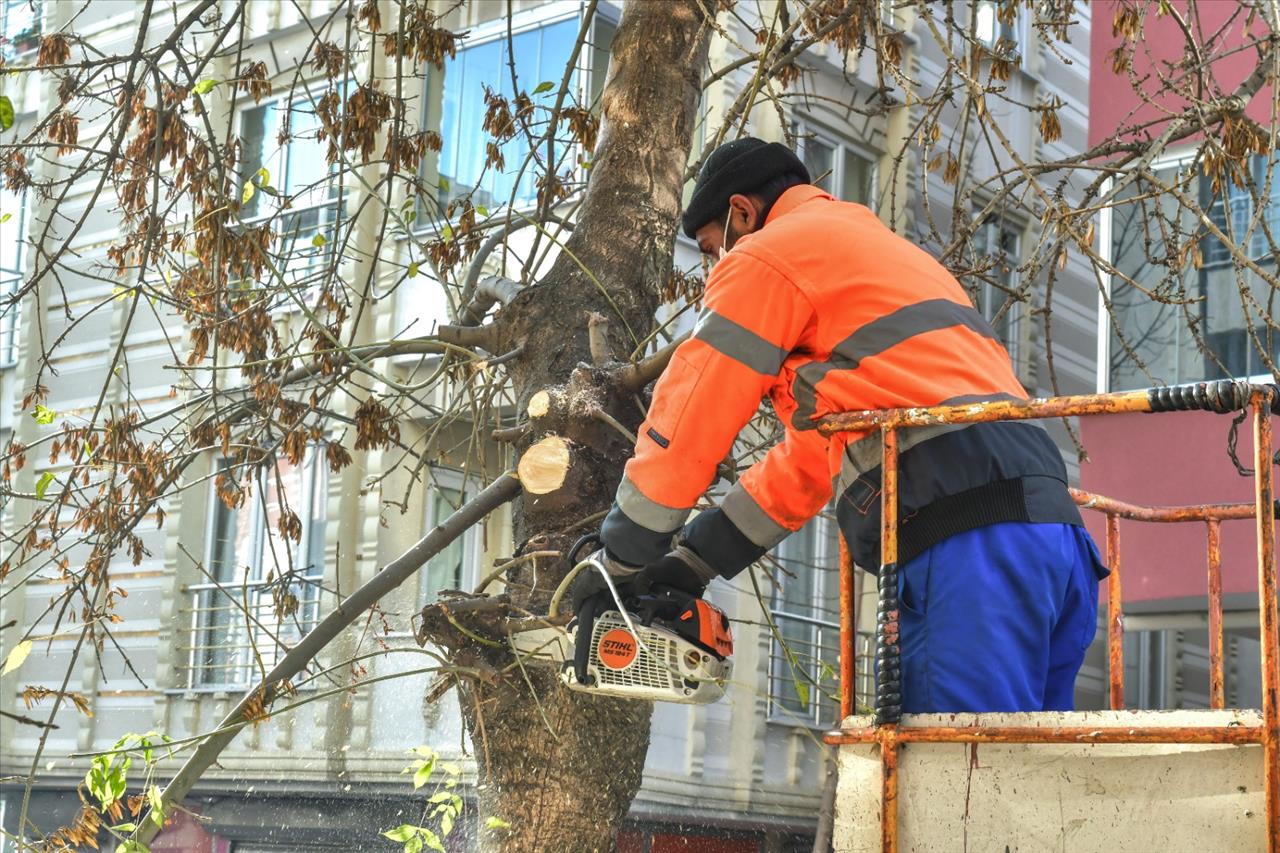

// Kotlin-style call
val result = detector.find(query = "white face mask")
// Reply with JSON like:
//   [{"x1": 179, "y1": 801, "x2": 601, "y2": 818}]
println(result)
[{"x1": 718, "y1": 208, "x2": 734, "y2": 261}]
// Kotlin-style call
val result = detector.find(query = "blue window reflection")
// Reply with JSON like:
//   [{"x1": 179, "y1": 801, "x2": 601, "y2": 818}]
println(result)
[{"x1": 437, "y1": 17, "x2": 577, "y2": 211}]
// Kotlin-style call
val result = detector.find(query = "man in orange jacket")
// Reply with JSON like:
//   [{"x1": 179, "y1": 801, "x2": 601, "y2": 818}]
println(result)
[{"x1": 573, "y1": 137, "x2": 1108, "y2": 713}]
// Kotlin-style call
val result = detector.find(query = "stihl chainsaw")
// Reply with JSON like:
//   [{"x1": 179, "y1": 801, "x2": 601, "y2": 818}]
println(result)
[{"x1": 512, "y1": 539, "x2": 734, "y2": 705}]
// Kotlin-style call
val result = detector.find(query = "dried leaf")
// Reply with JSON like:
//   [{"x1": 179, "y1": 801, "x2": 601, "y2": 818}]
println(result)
[{"x1": 2, "y1": 640, "x2": 32, "y2": 676}]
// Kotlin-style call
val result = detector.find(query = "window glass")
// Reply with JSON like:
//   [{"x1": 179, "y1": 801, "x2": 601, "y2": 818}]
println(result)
[
  {"x1": 1, "y1": 186, "x2": 26, "y2": 368},
  {"x1": 436, "y1": 17, "x2": 578, "y2": 210},
  {"x1": 423, "y1": 483, "x2": 467, "y2": 603},
  {"x1": 972, "y1": 215, "x2": 1021, "y2": 359},
  {"x1": 1108, "y1": 154, "x2": 1280, "y2": 390},
  {"x1": 768, "y1": 514, "x2": 841, "y2": 725},
  {"x1": 194, "y1": 451, "x2": 326, "y2": 687}
]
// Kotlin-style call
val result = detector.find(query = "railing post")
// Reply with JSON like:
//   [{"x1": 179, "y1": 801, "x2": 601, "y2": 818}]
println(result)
[
  {"x1": 1105, "y1": 513, "x2": 1124, "y2": 710},
  {"x1": 1206, "y1": 519, "x2": 1225, "y2": 710},
  {"x1": 877, "y1": 426, "x2": 901, "y2": 853},
  {"x1": 839, "y1": 534, "x2": 856, "y2": 722},
  {"x1": 1250, "y1": 391, "x2": 1279, "y2": 853}
]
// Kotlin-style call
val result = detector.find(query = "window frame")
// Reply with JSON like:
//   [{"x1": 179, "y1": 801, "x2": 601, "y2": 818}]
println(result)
[
  {"x1": 232, "y1": 83, "x2": 347, "y2": 305},
  {"x1": 973, "y1": 0, "x2": 1027, "y2": 67},
  {"x1": 420, "y1": 466, "x2": 484, "y2": 605},
  {"x1": 790, "y1": 116, "x2": 879, "y2": 210},
  {"x1": 969, "y1": 207, "x2": 1026, "y2": 372},
  {"x1": 0, "y1": 184, "x2": 27, "y2": 370},
  {"x1": 414, "y1": 2, "x2": 617, "y2": 230},
  {"x1": 1094, "y1": 145, "x2": 1280, "y2": 393},
  {"x1": 0, "y1": 0, "x2": 41, "y2": 63},
  {"x1": 186, "y1": 447, "x2": 329, "y2": 690}
]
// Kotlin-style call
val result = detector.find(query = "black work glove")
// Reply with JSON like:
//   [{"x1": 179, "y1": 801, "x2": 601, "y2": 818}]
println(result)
[
  {"x1": 634, "y1": 543, "x2": 719, "y2": 598},
  {"x1": 569, "y1": 548, "x2": 643, "y2": 615}
]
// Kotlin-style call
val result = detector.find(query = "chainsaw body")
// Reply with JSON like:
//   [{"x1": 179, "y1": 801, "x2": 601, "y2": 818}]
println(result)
[{"x1": 515, "y1": 588, "x2": 734, "y2": 705}]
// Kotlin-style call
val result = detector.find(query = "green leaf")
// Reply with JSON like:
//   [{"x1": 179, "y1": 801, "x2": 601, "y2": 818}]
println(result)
[
  {"x1": 439, "y1": 761, "x2": 461, "y2": 777},
  {"x1": 1, "y1": 212, "x2": 11, "y2": 223},
  {"x1": 192, "y1": 79, "x2": 218, "y2": 95},
  {"x1": 311, "y1": 232, "x2": 328, "y2": 248},
  {"x1": 485, "y1": 816, "x2": 512, "y2": 830},
  {"x1": 405, "y1": 836, "x2": 423, "y2": 853},
  {"x1": 147, "y1": 784, "x2": 165, "y2": 826},
  {"x1": 405, "y1": 210, "x2": 416, "y2": 225},
  {"x1": 794, "y1": 680, "x2": 810, "y2": 708},
  {"x1": 255, "y1": 167, "x2": 270, "y2": 186},
  {"x1": 407, "y1": 262, "x2": 419, "y2": 279},
  {"x1": 439, "y1": 811, "x2": 453, "y2": 838},
  {"x1": 427, "y1": 791, "x2": 452, "y2": 805},
  {"x1": 32, "y1": 404, "x2": 56, "y2": 425},
  {"x1": 2, "y1": 640, "x2": 32, "y2": 676},
  {"x1": 533, "y1": 81, "x2": 554, "y2": 94},
  {"x1": 0, "y1": 95, "x2": 13, "y2": 131},
  {"x1": 475, "y1": 206, "x2": 489, "y2": 217},
  {"x1": 111, "y1": 823, "x2": 137, "y2": 832},
  {"x1": 437, "y1": 177, "x2": 449, "y2": 193},
  {"x1": 382, "y1": 825, "x2": 416, "y2": 843},
  {"x1": 421, "y1": 830, "x2": 445, "y2": 853},
  {"x1": 241, "y1": 180, "x2": 255, "y2": 206},
  {"x1": 116, "y1": 841, "x2": 150, "y2": 853},
  {"x1": 412, "y1": 756, "x2": 435, "y2": 790},
  {"x1": 440, "y1": 223, "x2": 453, "y2": 241},
  {"x1": 35, "y1": 471, "x2": 54, "y2": 500}
]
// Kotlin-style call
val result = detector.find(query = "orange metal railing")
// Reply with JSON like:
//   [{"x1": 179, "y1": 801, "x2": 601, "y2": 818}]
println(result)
[{"x1": 818, "y1": 382, "x2": 1280, "y2": 853}]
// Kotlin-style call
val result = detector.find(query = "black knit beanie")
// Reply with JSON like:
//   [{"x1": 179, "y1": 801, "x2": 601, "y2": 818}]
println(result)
[{"x1": 682, "y1": 137, "x2": 810, "y2": 238}]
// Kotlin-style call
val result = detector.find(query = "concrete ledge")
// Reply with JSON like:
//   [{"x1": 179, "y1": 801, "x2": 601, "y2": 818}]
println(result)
[{"x1": 834, "y1": 710, "x2": 1267, "y2": 852}]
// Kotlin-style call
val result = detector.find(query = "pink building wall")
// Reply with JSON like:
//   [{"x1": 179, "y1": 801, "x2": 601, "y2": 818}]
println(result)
[
  {"x1": 1089, "y1": 0, "x2": 1274, "y2": 150},
  {"x1": 1079, "y1": 410, "x2": 1277, "y2": 603},
  {"x1": 1082, "y1": 2, "x2": 1276, "y2": 606}
]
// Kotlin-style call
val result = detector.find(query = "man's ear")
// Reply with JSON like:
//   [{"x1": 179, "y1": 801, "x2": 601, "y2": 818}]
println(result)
[{"x1": 727, "y1": 193, "x2": 764, "y2": 232}]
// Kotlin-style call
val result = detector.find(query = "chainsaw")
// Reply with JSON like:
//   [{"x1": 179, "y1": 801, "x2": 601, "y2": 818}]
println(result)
[{"x1": 512, "y1": 539, "x2": 734, "y2": 705}]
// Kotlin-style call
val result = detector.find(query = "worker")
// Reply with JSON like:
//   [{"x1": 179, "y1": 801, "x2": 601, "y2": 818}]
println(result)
[{"x1": 572, "y1": 137, "x2": 1109, "y2": 714}]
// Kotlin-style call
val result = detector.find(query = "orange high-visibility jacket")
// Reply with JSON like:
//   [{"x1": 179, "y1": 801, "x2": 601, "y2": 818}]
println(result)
[{"x1": 601, "y1": 185, "x2": 1079, "y2": 575}]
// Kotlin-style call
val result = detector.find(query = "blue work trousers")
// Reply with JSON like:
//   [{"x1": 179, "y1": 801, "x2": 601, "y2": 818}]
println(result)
[{"x1": 887, "y1": 521, "x2": 1107, "y2": 713}]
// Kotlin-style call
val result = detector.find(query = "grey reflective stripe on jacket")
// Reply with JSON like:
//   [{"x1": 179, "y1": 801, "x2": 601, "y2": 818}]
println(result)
[
  {"x1": 791, "y1": 299, "x2": 1000, "y2": 430},
  {"x1": 721, "y1": 481, "x2": 791, "y2": 549},
  {"x1": 692, "y1": 309, "x2": 789, "y2": 376},
  {"x1": 615, "y1": 474, "x2": 689, "y2": 533}
]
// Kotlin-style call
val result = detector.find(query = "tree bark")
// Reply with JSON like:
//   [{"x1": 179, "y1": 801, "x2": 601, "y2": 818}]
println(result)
[{"x1": 461, "y1": 3, "x2": 713, "y2": 851}]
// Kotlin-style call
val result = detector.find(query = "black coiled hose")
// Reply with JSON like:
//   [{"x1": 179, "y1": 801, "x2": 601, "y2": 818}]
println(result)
[
  {"x1": 1147, "y1": 380, "x2": 1280, "y2": 414},
  {"x1": 875, "y1": 561, "x2": 903, "y2": 725}
]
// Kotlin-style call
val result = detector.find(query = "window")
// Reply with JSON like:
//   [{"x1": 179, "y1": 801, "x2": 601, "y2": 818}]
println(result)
[
  {"x1": 0, "y1": 186, "x2": 26, "y2": 369},
  {"x1": 237, "y1": 92, "x2": 342, "y2": 297},
  {"x1": 1105, "y1": 152, "x2": 1280, "y2": 391},
  {"x1": 969, "y1": 213, "x2": 1022, "y2": 364},
  {"x1": 767, "y1": 514, "x2": 842, "y2": 726},
  {"x1": 1119, "y1": 625, "x2": 1262, "y2": 710},
  {"x1": 974, "y1": 0, "x2": 1021, "y2": 56},
  {"x1": 187, "y1": 449, "x2": 327, "y2": 688},
  {"x1": 1, "y1": 0, "x2": 40, "y2": 63},
  {"x1": 421, "y1": 470, "x2": 482, "y2": 603},
  {"x1": 433, "y1": 14, "x2": 581, "y2": 212},
  {"x1": 792, "y1": 119, "x2": 876, "y2": 207}
]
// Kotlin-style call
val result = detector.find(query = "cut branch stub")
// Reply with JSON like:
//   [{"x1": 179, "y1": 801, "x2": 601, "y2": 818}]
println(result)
[
  {"x1": 518, "y1": 435, "x2": 571, "y2": 494},
  {"x1": 527, "y1": 390, "x2": 553, "y2": 419}
]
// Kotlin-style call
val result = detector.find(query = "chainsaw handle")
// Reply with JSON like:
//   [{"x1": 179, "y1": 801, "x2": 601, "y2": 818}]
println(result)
[
  {"x1": 567, "y1": 532, "x2": 603, "y2": 566},
  {"x1": 572, "y1": 593, "x2": 601, "y2": 685}
]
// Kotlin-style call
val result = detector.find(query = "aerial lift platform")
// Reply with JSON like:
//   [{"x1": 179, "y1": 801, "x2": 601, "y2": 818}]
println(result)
[{"x1": 819, "y1": 381, "x2": 1279, "y2": 852}]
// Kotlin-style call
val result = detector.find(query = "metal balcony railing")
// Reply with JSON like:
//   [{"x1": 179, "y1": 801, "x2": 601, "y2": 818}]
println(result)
[
  {"x1": 817, "y1": 380, "x2": 1280, "y2": 853},
  {"x1": 178, "y1": 575, "x2": 324, "y2": 689}
]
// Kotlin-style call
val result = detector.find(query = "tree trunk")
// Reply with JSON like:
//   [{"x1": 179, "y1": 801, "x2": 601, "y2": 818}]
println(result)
[{"x1": 460, "y1": 2, "x2": 712, "y2": 850}]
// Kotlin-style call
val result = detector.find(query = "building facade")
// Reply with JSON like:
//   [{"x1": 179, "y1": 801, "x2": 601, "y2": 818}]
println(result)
[
  {"x1": 1079, "y1": 0, "x2": 1274, "y2": 713},
  {"x1": 0, "y1": 1, "x2": 1095, "y2": 850}
]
